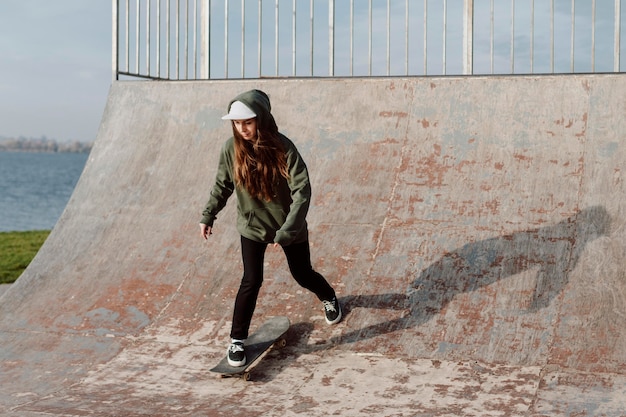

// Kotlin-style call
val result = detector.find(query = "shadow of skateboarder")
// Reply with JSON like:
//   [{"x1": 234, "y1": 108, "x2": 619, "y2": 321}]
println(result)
[{"x1": 333, "y1": 205, "x2": 611, "y2": 345}]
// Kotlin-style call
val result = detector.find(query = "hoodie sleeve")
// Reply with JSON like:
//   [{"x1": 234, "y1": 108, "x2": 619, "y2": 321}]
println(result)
[
  {"x1": 274, "y1": 143, "x2": 311, "y2": 246},
  {"x1": 200, "y1": 139, "x2": 235, "y2": 226}
]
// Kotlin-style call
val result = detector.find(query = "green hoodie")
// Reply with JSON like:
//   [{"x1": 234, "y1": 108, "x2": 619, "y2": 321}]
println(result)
[{"x1": 200, "y1": 90, "x2": 311, "y2": 246}]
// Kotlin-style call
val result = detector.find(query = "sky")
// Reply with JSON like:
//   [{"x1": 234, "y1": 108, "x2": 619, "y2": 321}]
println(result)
[
  {"x1": 0, "y1": 0, "x2": 623, "y2": 143},
  {"x1": 0, "y1": 1, "x2": 111, "y2": 143}
]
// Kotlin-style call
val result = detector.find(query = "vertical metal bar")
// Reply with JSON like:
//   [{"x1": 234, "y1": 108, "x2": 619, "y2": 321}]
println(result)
[
  {"x1": 310, "y1": 0, "x2": 313, "y2": 75},
  {"x1": 225, "y1": 0, "x2": 228, "y2": 78},
  {"x1": 200, "y1": 0, "x2": 209, "y2": 79},
  {"x1": 462, "y1": 0, "x2": 473, "y2": 74},
  {"x1": 275, "y1": 0, "x2": 279, "y2": 76},
  {"x1": 615, "y1": 0, "x2": 621, "y2": 72},
  {"x1": 404, "y1": 0, "x2": 408, "y2": 75},
  {"x1": 386, "y1": 0, "x2": 391, "y2": 75},
  {"x1": 486, "y1": 0, "x2": 492, "y2": 73},
  {"x1": 241, "y1": 0, "x2": 245, "y2": 78},
  {"x1": 176, "y1": 0, "x2": 180, "y2": 79},
  {"x1": 329, "y1": 0, "x2": 334, "y2": 76},
  {"x1": 135, "y1": 0, "x2": 140, "y2": 74},
  {"x1": 112, "y1": 0, "x2": 119, "y2": 81},
  {"x1": 292, "y1": 0, "x2": 296, "y2": 76},
  {"x1": 166, "y1": 0, "x2": 171, "y2": 79},
  {"x1": 193, "y1": 0, "x2": 197, "y2": 79},
  {"x1": 570, "y1": 0, "x2": 575, "y2": 72},
  {"x1": 147, "y1": 0, "x2": 151, "y2": 76},
  {"x1": 511, "y1": 0, "x2": 515, "y2": 73},
  {"x1": 368, "y1": 0, "x2": 372, "y2": 75},
  {"x1": 125, "y1": 0, "x2": 130, "y2": 74},
  {"x1": 258, "y1": 0, "x2": 262, "y2": 77},
  {"x1": 387, "y1": 0, "x2": 390, "y2": 76},
  {"x1": 351, "y1": 0, "x2": 354, "y2": 76},
  {"x1": 530, "y1": 0, "x2": 534, "y2": 73},
  {"x1": 423, "y1": 0, "x2": 427, "y2": 75},
  {"x1": 155, "y1": 0, "x2": 161, "y2": 78},
  {"x1": 185, "y1": 0, "x2": 189, "y2": 79},
  {"x1": 591, "y1": 0, "x2": 596, "y2": 72},
  {"x1": 443, "y1": 0, "x2": 447, "y2": 75},
  {"x1": 550, "y1": 0, "x2": 554, "y2": 73}
]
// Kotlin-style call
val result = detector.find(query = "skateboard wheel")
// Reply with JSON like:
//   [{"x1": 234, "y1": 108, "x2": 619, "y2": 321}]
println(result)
[
  {"x1": 278, "y1": 338, "x2": 287, "y2": 348},
  {"x1": 242, "y1": 372, "x2": 251, "y2": 381}
]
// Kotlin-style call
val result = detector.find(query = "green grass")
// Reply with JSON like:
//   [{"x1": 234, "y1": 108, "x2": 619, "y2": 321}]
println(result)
[{"x1": 0, "y1": 230, "x2": 50, "y2": 284}]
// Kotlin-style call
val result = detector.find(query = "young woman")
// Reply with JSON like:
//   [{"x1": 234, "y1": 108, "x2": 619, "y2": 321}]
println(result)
[{"x1": 199, "y1": 89, "x2": 341, "y2": 367}]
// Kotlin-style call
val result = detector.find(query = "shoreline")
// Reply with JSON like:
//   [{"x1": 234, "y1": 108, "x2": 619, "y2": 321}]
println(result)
[
  {"x1": 0, "y1": 147, "x2": 92, "y2": 154},
  {"x1": 0, "y1": 139, "x2": 93, "y2": 154}
]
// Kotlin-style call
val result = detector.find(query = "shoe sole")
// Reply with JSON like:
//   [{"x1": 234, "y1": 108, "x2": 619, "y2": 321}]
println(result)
[{"x1": 228, "y1": 357, "x2": 247, "y2": 367}]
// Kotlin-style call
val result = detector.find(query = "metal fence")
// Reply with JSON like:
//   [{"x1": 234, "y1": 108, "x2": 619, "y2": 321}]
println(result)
[{"x1": 112, "y1": 0, "x2": 625, "y2": 80}]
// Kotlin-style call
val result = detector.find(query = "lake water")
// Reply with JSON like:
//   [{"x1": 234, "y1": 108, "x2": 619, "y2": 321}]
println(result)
[{"x1": 0, "y1": 151, "x2": 89, "y2": 232}]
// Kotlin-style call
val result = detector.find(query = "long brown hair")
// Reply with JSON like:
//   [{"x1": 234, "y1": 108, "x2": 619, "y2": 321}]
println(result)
[{"x1": 232, "y1": 121, "x2": 289, "y2": 201}]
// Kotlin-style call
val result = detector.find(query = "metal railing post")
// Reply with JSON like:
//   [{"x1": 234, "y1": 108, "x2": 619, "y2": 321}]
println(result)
[
  {"x1": 386, "y1": 0, "x2": 390, "y2": 76},
  {"x1": 368, "y1": 0, "x2": 372, "y2": 76},
  {"x1": 241, "y1": 0, "x2": 245, "y2": 78},
  {"x1": 423, "y1": 0, "x2": 427, "y2": 75},
  {"x1": 156, "y1": 0, "x2": 161, "y2": 78},
  {"x1": 258, "y1": 0, "x2": 262, "y2": 78},
  {"x1": 200, "y1": 0, "x2": 209, "y2": 79},
  {"x1": 309, "y1": 0, "x2": 314, "y2": 76},
  {"x1": 292, "y1": 0, "x2": 296, "y2": 76},
  {"x1": 275, "y1": 0, "x2": 279, "y2": 76},
  {"x1": 146, "y1": 0, "x2": 151, "y2": 76},
  {"x1": 112, "y1": 0, "x2": 119, "y2": 81},
  {"x1": 462, "y1": 0, "x2": 473, "y2": 75},
  {"x1": 135, "y1": 0, "x2": 140, "y2": 74},
  {"x1": 615, "y1": 0, "x2": 622, "y2": 72},
  {"x1": 591, "y1": 0, "x2": 596, "y2": 72},
  {"x1": 443, "y1": 0, "x2": 447, "y2": 75},
  {"x1": 329, "y1": 0, "x2": 335, "y2": 76}
]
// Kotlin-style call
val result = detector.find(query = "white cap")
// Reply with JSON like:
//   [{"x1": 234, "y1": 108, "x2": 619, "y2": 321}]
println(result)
[{"x1": 221, "y1": 101, "x2": 257, "y2": 120}]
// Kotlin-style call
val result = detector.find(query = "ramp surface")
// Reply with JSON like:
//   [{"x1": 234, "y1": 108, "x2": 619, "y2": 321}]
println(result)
[{"x1": 1, "y1": 76, "x2": 626, "y2": 416}]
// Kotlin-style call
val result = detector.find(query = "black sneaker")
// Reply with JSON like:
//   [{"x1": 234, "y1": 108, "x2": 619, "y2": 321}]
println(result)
[
  {"x1": 323, "y1": 297, "x2": 342, "y2": 325},
  {"x1": 227, "y1": 341, "x2": 246, "y2": 367}
]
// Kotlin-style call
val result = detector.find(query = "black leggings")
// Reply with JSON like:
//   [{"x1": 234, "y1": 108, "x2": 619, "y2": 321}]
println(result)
[{"x1": 231, "y1": 235, "x2": 336, "y2": 339}]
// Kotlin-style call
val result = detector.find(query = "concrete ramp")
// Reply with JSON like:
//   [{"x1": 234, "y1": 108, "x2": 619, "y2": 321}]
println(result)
[{"x1": 1, "y1": 76, "x2": 626, "y2": 416}]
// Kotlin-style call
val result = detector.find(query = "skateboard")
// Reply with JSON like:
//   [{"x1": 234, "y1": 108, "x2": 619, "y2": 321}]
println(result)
[{"x1": 210, "y1": 316, "x2": 290, "y2": 381}]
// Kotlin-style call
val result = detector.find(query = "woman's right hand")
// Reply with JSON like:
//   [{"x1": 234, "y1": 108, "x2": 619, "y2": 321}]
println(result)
[{"x1": 200, "y1": 223, "x2": 212, "y2": 240}]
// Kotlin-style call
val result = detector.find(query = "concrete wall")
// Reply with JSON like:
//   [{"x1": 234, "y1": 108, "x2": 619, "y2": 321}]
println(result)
[{"x1": 1, "y1": 75, "x2": 626, "y2": 414}]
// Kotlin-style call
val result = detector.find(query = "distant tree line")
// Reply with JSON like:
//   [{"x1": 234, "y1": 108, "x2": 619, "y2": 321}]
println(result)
[{"x1": 0, "y1": 137, "x2": 92, "y2": 153}]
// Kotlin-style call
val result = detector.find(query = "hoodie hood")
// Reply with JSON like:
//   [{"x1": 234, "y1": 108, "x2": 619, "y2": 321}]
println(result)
[{"x1": 226, "y1": 89, "x2": 278, "y2": 132}]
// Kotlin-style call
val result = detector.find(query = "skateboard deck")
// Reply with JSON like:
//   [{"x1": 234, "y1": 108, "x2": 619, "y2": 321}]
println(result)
[{"x1": 210, "y1": 316, "x2": 290, "y2": 380}]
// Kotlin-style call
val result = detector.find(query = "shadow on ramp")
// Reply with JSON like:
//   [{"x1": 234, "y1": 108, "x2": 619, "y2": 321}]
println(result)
[{"x1": 335, "y1": 205, "x2": 611, "y2": 347}]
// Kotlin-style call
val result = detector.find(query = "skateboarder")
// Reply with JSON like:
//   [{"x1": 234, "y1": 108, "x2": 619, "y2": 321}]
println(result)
[{"x1": 199, "y1": 89, "x2": 341, "y2": 367}]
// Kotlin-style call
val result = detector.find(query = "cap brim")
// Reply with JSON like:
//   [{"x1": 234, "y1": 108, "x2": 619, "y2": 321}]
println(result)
[
  {"x1": 221, "y1": 114, "x2": 256, "y2": 120},
  {"x1": 221, "y1": 101, "x2": 257, "y2": 120}
]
